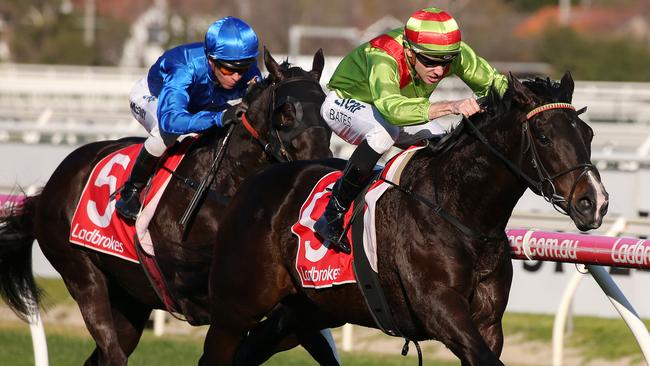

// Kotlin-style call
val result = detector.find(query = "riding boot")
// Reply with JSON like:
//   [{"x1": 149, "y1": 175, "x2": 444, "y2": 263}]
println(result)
[
  {"x1": 314, "y1": 140, "x2": 382, "y2": 254},
  {"x1": 115, "y1": 147, "x2": 159, "y2": 221}
]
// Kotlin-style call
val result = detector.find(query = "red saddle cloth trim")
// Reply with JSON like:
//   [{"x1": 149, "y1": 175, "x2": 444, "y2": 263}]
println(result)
[
  {"x1": 292, "y1": 171, "x2": 357, "y2": 288},
  {"x1": 69, "y1": 139, "x2": 193, "y2": 262}
]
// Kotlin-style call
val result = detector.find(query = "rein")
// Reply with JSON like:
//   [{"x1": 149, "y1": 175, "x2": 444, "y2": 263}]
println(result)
[
  {"x1": 241, "y1": 112, "x2": 292, "y2": 162},
  {"x1": 380, "y1": 177, "x2": 496, "y2": 242},
  {"x1": 384, "y1": 102, "x2": 590, "y2": 242}
]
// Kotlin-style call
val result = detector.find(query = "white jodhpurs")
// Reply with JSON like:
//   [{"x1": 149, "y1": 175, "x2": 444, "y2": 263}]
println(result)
[
  {"x1": 320, "y1": 90, "x2": 444, "y2": 154},
  {"x1": 129, "y1": 77, "x2": 178, "y2": 157}
]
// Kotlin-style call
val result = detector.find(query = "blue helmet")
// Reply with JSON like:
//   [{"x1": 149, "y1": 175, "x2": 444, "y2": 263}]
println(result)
[{"x1": 204, "y1": 16, "x2": 259, "y2": 67}]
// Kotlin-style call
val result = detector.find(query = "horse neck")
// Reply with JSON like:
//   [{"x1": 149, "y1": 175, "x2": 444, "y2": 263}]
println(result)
[
  {"x1": 187, "y1": 124, "x2": 270, "y2": 198},
  {"x1": 218, "y1": 83, "x2": 277, "y2": 187},
  {"x1": 403, "y1": 114, "x2": 528, "y2": 236}
]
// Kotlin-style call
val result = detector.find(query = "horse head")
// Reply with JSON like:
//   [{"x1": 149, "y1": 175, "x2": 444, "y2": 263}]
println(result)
[
  {"x1": 505, "y1": 72, "x2": 608, "y2": 231},
  {"x1": 241, "y1": 47, "x2": 332, "y2": 162}
]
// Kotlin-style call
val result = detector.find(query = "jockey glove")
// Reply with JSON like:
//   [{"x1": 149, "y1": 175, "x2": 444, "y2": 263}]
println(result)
[{"x1": 220, "y1": 103, "x2": 247, "y2": 127}]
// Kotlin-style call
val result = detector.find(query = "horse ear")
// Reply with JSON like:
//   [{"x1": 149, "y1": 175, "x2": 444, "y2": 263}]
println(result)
[
  {"x1": 507, "y1": 72, "x2": 536, "y2": 109},
  {"x1": 264, "y1": 46, "x2": 285, "y2": 82},
  {"x1": 309, "y1": 48, "x2": 325, "y2": 81},
  {"x1": 559, "y1": 72, "x2": 574, "y2": 103}
]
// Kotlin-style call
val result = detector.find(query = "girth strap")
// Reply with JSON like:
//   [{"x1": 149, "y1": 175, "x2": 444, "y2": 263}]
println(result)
[
  {"x1": 349, "y1": 180, "x2": 423, "y2": 365},
  {"x1": 350, "y1": 183, "x2": 403, "y2": 337}
]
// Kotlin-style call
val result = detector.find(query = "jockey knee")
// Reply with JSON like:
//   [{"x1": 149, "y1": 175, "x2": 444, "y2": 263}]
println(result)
[
  {"x1": 143, "y1": 136, "x2": 168, "y2": 157},
  {"x1": 366, "y1": 127, "x2": 397, "y2": 154}
]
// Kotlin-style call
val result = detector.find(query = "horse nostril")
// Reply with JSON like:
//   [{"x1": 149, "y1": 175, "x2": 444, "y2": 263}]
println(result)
[
  {"x1": 600, "y1": 200, "x2": 609, "y2": 216},
  {"x1": 578, "y1": 197, "x2": 593, "y2": 211}
]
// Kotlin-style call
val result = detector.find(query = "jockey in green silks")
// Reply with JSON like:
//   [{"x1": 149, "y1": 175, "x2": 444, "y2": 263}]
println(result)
[{"x1": 314, "y1": 7, "x2": 508, "y2": 254}]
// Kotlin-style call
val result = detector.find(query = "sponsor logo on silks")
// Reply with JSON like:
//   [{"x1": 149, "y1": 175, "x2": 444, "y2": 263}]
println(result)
[
  {"x1": 508, "y1": 234, "x2": 578, "y2": 260},
  {"x1": 71, "y1": 223, "x2": 126, "y2": 253},
  {"x1": 130, "y1": 101, "x2": 146, "y2": 120},
  {"x1": 611, "y1": 239, "x2": 650, "y2": 266},
  {"x1": 143, "y1": 95, "x2": 157, "y2": 103},
  {"x1": 335, "y1": 98, "x2": 366, "y2": 113},
  {"x1": 300, "y1": 265, "x2": 342, "y2": 282},
  {"x1": 328, "y1": 109, "x2": 352, "y2": 127}
]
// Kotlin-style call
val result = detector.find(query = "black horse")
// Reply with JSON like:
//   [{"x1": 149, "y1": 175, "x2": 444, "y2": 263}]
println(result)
[
  {"x1": 200, "y1": 73, "x2": 609, "y2": 365},
  {"x1": 0, "y1": 48, "x2": 334, "y2": 366}
]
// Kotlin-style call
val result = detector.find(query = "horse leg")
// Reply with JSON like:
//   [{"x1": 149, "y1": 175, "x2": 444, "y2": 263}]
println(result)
[
  {"x1": 44, "y1": 248, "x2": 129, "y2": 366},
  {"x1": 470, "y1": 258, "x2": 512, "y2": 355},
  {"x1": 428, "y1": 288, "x2": 505, "y2": 366},
  {"x1": 107, "y1": 286, "x2": 153, "y2": 357},
  {"x1": 230, "y1": 305, "x2": 340, "y2": 366},
  {"x1": 200, "y1": 271, "x2": 281, "y2": 365},
  {"x1": 199, "y1": 325, "x2": 245, "y2": 366},
  {"x1": 84, "y1": 294, "x2": 152, "y2": 365},
  {"x1": 296, "y1": 328, "x2": 341, "y2": 366}
]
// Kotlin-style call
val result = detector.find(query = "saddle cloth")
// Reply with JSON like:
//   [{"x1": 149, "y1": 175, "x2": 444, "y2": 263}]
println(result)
[
  {"x1": 292, "y1": 144, "x2": 427, "y2": 288},
  {"x1": 69, "y1": 139, "x2": 194, "y2": 262}
]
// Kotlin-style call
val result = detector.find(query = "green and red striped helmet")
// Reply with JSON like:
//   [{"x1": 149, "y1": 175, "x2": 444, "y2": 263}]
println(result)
[{"x1": 404, "y1": 8, "x2": 461, "y2": 56}]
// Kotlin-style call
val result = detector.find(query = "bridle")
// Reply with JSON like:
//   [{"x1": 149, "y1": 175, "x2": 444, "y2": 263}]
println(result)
[
  {"x1": 519, "y1": 103, "x2": 595, "y2": 214},
  {"x1": 240, "y1": 76, "x2": 326, "y2": 162},
  {"x1": 465, "y1": 102, "x2": 594, "y2": 216},
  {"x1": 381, "y1": 100, "x2": 595, "y2": 243}
]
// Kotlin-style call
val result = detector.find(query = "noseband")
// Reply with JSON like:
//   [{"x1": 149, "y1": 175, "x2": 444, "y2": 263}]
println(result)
[{"x1": 240, "y1": 77, "x2": 326, "y2": 162}]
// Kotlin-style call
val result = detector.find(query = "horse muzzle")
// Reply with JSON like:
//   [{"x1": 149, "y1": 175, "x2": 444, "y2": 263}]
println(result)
[{"x1": 568, "y1": 171, "x2": 609, "y2": 231}]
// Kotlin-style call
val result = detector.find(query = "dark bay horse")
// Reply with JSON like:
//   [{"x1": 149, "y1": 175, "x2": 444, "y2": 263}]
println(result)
[
  {"x1": 0, "y1": 48, "x2": 334, "y2": 366},
  {"x1": 201, "y1": 73, "x2": 609, "y2": 365}
]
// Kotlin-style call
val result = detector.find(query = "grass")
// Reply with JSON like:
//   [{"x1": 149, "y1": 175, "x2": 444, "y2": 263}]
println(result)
[
  {"x1": 7, "y1": 278, "x2": 647, "y2": 364},
  {"x1": 503, "y1": 312, "x2": 650, "y2": 363},
  {"x1": 0, "y1": 321, "x2": 455, "y2": 366}
]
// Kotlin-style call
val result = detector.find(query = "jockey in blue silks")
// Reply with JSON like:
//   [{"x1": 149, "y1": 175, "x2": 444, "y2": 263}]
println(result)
[{"x1": 116, "y1": 16, "x2": 262, "y2": 221}]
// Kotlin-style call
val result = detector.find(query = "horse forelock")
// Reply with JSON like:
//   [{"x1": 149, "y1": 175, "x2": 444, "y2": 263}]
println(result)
[
  {"x1": 243, "y1": 61, "x2": 307, "y2": 106},
  {"x1": 521, "y1": 77, "x2": 571, "y2": 103}
]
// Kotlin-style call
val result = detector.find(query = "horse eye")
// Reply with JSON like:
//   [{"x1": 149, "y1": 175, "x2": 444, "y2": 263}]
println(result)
[{"x1": 538, "y1": 134, "x2": 551, "y2": 146}]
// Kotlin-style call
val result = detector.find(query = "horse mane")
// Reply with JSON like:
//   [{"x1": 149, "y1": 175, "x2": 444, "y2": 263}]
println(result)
[{"x1": 426, "y1": 84, "x2": 505, "y2": 155}]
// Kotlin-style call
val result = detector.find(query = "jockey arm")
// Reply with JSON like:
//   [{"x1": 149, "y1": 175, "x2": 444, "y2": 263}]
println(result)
[
  {"x1": 366, "y1": 48, "x2": 504, "y2": 125},
  {"x1": 156, "y1": 61, "x2": 265, "y2": 134},
  {"x1": 157, "y1": 64, "x2": 225, "y2": 134},
  {"x1": 368, "y1": 52, "x2": 432, "y2": 126}
]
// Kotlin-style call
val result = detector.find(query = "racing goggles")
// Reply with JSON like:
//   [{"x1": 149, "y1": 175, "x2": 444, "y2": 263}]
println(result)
[
  {"x1": 214, "y1": 58, "x2": 255, "y2": 76},
  {"x1": 413, "y1": 52, "x2": 458, "y2": 67}
]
